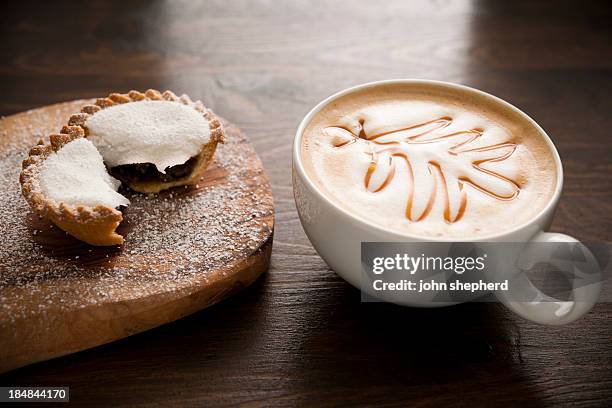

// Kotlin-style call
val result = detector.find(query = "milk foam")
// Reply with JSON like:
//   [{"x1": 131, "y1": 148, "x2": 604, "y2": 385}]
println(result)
[{"x1": 300, "y1": 84, "x2": 558, "y2": 238}]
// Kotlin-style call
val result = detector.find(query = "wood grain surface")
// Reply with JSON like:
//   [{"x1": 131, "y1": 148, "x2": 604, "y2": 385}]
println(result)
[
  {"x1": 0, "y1": 0, "x2": 611, "y2": 407},
  {"x1": 0, "y1": 101, "x2": 274, "y2": 373}
]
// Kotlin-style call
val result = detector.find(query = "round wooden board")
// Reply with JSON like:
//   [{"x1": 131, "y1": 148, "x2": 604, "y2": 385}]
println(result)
[{"x1": 0, "y1": 100, "x2": 274, "y2": 373}]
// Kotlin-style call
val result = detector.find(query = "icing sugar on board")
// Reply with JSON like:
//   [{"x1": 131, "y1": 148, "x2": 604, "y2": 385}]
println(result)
[{"x1": 0, "y1": 100, "x2": 274, "y2": 373}]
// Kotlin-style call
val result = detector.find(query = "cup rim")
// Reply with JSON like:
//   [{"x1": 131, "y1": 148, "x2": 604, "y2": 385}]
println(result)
[{"x1": 293, "y1": 79, "x2": 564, "y2": 242}]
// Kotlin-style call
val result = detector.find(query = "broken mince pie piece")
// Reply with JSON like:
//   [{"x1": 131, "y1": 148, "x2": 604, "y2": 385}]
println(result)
[
  {"x1": 71, "y1": 89, "x2": 225, "y2": 194},
  {"x1": 20, "y1": 130, "x2": 130, "y2": 246}
]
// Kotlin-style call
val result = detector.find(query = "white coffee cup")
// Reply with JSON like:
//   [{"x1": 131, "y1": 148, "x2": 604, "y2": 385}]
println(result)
[{"x1": 292, "y1": 79, "x2": 601, "y2": 325}]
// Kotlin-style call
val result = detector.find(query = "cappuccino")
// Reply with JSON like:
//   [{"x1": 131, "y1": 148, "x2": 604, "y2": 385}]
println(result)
[{"x1": 300, "y1": 83, "x2": 558, "y2": 238}]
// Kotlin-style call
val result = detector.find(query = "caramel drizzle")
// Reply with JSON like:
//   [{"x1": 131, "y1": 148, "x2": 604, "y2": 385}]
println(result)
[{"x1": 327, "y1": 117, "x2": 520, "y2": 223}]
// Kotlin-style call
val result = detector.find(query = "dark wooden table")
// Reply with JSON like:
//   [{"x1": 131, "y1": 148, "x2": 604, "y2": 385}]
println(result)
[{"x1": 1, "y1": 1, "x2": 611, "y2": 406}]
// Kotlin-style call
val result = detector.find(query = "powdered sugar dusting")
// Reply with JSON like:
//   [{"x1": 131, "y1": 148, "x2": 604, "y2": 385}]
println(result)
[
  {"x1": 86, "y1": 100, "x2": 211, "y2": 173},
  {"x1": 38, "y1": 138, "x2": 129, "y2": 208},
  {"x1": 0, "y1": 101, "x2": 274, "y2": 325}
]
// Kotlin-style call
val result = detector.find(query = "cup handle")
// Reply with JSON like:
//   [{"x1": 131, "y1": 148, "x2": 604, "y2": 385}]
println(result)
[{"x1": 496, "y1": 232, "x2": 602, "y2": 325}]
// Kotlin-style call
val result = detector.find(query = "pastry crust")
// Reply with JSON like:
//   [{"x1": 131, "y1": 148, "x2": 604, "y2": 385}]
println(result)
[
  {"x1": 19, "y1": 89, "x2": 225, "y2": 245},
  {"x1": 20, "y1": 130, "x2": 125, "y2": 246}
]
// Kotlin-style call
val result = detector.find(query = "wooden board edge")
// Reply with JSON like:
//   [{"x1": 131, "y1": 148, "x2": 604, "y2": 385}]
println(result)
[{"x1": 0, "y1": 234, "x2": 273, "y2": 374}]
